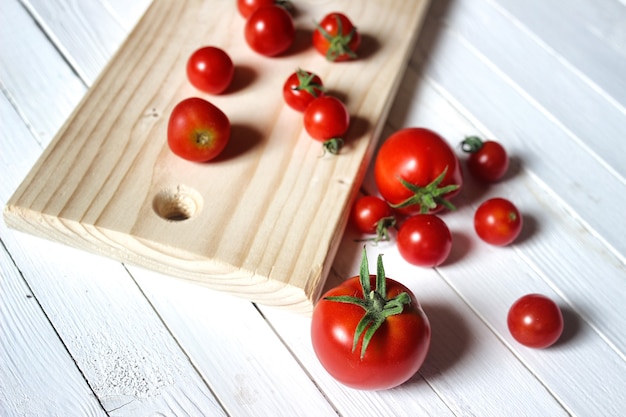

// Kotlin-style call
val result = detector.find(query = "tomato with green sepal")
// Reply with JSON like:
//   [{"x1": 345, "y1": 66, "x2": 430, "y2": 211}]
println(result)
[
  {"x1": 374, "y1": 128, "x2": 463, "y2": 215},
  {"x1": 350, "y1": 195, "x2": 396, "y2": 243},
  {"x1": 283, "y1": 69, "x2": 325, "y2": 112},
  {"x1": 167, "y1": 97, "x2": 230, "y2": 162},
  {"x1": 474, "y1": 198, "x2": 523, "y2": 246},
  {"x1": 461, "y1": 136, "x2": 509, "y2": 182},
  {"x1": 313, "y1": 12, "x2": 361, "y2": 62},
  {"x1": 311, "y1": 248, "x2": 431, "y2": 390},
  {"x1": 508, "y1": 294, "x2": 564, "y2": 348},
  {"x1": 303, "y1": 96, "x2": 349, "y2": 154}
]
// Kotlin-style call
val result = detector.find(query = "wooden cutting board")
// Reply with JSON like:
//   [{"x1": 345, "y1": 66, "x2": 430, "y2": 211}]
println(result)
[{"x1": 4, "y1": 0, "x2": 429, "y2": 314}]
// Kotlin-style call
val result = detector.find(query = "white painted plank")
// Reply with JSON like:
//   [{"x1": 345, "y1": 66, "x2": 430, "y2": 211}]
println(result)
[{"x1": 1, "y1": 94, "x2": 107, "y2": 417}]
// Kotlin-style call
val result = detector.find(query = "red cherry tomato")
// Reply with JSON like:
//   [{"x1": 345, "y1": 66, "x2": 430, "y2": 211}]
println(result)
[
  {"x1": 474, "y1": 198, "x2": 523, "y2": 246},
  {"x1": 374, "y1": 128, "x2": 463, "y2": 215},
  {"x1": 282, "y1": 69, "x2": 325, "y2": 112},
  {"x1": 397, "y1": 214, "x2": 452, "y2": 267},
  {"x1": 507, "y1": 294, "x2": 564, "y2": 348},
  {"x1": 311, "y1": 249, "x2": 431, "y2": 390},
  {"x1": 167, "y1": 97, "x2": 230, "y2": 162},
  {"x1": 186, "y1": 46, "x2": 234, "y2": 95},
  {"x1": 303, "y1": 96, "x2": 350, "y2": 154},
  {"x1": 244, "y1": 5, "x2": 295, "y2": 57},
  {"x1": 313, "y1": 12, "x2": 361, "y2": 62},
  {"x1": 461, "y1": 136, "x2": 509, "y2": 182},
  {"x1": 237, "y1": 0, "x2": 288, "y2": 19},
  {"x1": 350, "y1": 195, "x2": 395, "y2": 242}
]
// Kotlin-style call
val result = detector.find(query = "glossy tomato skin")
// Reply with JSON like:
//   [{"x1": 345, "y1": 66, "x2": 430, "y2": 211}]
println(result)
[
  {"x1": 186, "y1": 46, "x2": 234, "y2": 95},
  {"x1": 313, "y1": 12, "x2": 361, "y2": 62},
  {"x1": 282, "y1": 69, "x2": 325, "y2": 112},
  {"x1": 303, "y1": 96, "x2": 350, "y2": 141},
  {"x1": 311, "y1": 275, "x2": 431, "y2": 390},
  {"x1": 507, "y1": 294, "x2": 564, "y2": 348},
  {"x1": 397, "y1": 214, "x2": 452, "y2": 267},
  {"x1": 464, "y1": 138, "x2": 509, "y2": 182},
  {"x1": 244, "y1": 5, "x2": 295, "y2": 57},
  {"x1": 474, "y1": 198, "x2": 523, "y2": 246},
  {"x1": 351, "y1": 195, "x2": 393, "y2": 235},
  {"x1": 374, "y1": 128, "x2": 463, "y2": 215},
  {"x1": 167, "y1": 97, "x2": 230, "y2": 162}
]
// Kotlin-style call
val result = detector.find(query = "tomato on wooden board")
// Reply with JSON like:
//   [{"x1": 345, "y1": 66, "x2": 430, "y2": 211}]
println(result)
[
  {"x1": 374, "y1": 128, "x2": 463, "y2": 215},
  {"x1": 237, "y1": 0, "x2": 290, "y2": 19},
  {"x1": 461, "y1": 136, "x2": 510, "y2": 182},
  {"x1": 244, "y1": 5, "x2": 295, "y2": 57},
  {"x1": 397, "y1": 214, "x2": 452, "y2": 267},
  {"x1": 167, "y1": 97, "x2": 230, "y2": 162},
  {"x1": 303, "y1": 96, "x2": 350, "y2": 154},
  {"x1": 186, "y1": 46, "x2": 234, "y2": 95},
  {"x1": 474, "y1": 198, "x2": 523, "y2": 246},
  {"x1": 282, "y1": 69, "x2": 325, "y2": 112},
  {"x1": 507, "y1": 294, "x2": 564, "y2": 348},
  {"x1": 350, "y1": 195, "x2": 396, "y2": 242},
  {"x1": 313, "y1": 12, "x2": 361, "y2": 62},
  {"x1": 311, "y1": 248, "x2": 431, "y2": 390}
]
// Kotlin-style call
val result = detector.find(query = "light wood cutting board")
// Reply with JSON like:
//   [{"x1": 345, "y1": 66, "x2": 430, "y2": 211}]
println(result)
[{"x1": 4, "y1": 0, "x2": 429, "y2": 314}]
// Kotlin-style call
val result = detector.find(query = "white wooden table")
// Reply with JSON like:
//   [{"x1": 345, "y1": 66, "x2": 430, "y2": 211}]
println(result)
[{"x1": 1, "y1": 0, "x2": 625, "y2": 416}]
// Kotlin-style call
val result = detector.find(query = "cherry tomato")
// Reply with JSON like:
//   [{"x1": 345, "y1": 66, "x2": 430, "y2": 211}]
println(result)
[
  {"x1": 507, "y1": 294, "x2": 564, "y2": 348},
  {"x1": 237, "y1": 0, "x2": 290, "y2": 19},
  {"x1": 186, "y1": 46, "x2": 234, "y2": 95},
  {"x1": 303, "y1": 96, "x2": 350, "y2": 154},
  {"x1": 313, "y1": 12, "x2": 361, "y2": 62},
  {"x1": 461, "y1": 136, "x2": 509, "y2": 182},
  {"x1": 244, "y1": 5, "x2": 295, "y2": 57},
  {"x1": 167, "y1": 97, "x2": 230, "y2": 162},
  {"x1": 311, "y1": 249, "x2": 431, "y2": 390},
  {"x1": 397, "y1": 214, "x2": 452, "y2": 267},
  {"x1": 350, "y1": 196, "x2": 395, "y2": 242},
  {"x1": 282, "y1": 69, "x2": 325, "y2": 112},
  {"x1": 374, "y1": 128, "x2": 463, "y2": 215},
  {"x1": 474, "y1": 198, "x2": 523, "y2": 246}
]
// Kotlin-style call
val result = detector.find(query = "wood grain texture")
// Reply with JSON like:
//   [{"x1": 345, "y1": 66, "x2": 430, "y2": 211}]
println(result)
[{"x1": 4, "y1": 0, "x2": 430, "y2": 314}]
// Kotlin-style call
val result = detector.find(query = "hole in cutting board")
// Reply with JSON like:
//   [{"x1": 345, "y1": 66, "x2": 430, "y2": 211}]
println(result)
[{"x1": 153, "y1": 185, "x2": 203, "y2": 221}]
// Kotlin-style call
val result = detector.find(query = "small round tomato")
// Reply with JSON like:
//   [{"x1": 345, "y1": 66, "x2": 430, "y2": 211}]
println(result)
[
  {"x1": 186, "y1": 46, "x2": 234, "y2": 95},
  {"x1": 474, "y1": 198, "x2": 522, "y2": 246},
  {"x1": 397, "y1": 214, "x2": 452, "y2": 267},
  {"x1": 374, "y1": 128, "x2": 463, "y2": 215},
  {"x1": 303, "y1": 96, "x2": 349, "y2": 154},
  {"x1": 507, "y1": 294, "x2": 564, "y2": 348},
  {"x1": 350, "y1": 195, "x2": 395, "y2": 242},
  {"x1": 311, "y1": 249, "x2": 431, "y2": 390},
  {"x1": 237, "y1": 0, "x2": 290, "y2": 19},
  {"x1": 167, "y1": 97, "x2": 230, "y2": 162},
  {"x1": 461, "y1": 136, "x2": 509, "y2": 182},
  {"x1": 282, "y1": 69, "x2": 325, "y2": 112},
  {"x1": 313, "y1": 12, "x2": 361, "y2": 62},
  {"x1": 244, "y1": 5, "x2": 295, "y2": 57}
]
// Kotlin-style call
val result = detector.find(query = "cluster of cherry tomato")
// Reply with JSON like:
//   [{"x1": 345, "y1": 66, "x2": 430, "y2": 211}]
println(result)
[{"x1": 166, "y1": 1, "x2": 362, "y2": 162}]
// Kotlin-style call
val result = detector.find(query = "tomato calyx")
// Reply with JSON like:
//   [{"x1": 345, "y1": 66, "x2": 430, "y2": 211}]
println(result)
[
  {"x1": 324, "y1": 248, "x2": 411, "y2": 359},
  {"x1": 315, "y1": 15, "x2": 358, "y2": 61},
  {"x1": 293, "y1": 68, "x2": 325, "y2": 97},
  {"x1": 357, "y1": 216, "x2": 396, "y2": 243},
  {"x1": 460, "y1": 136, "x2": 485, "y2": 153},
  {"x1": 322, "y1": 138, "x2": 344, "y2": 155},
  {"x1": 391, "y1": 167, "x2": 460, "y2": 213}
]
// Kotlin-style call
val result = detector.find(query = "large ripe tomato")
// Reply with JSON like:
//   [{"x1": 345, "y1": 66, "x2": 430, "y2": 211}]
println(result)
[
  {"x1": 244, "y1": 5, "x2": 295, "y2": 57},
  {"x1": 282, "y1": 69, "x2": 325, "y2": 112},
  {"x1": 397, "y1": 214, "x2": 452, "y2": 267},
  {"x1": 303, "y1": 96, "x2": 350, "y2": 154},
  {"x1": 186, "y1": 46, "x2": 234, "y2": 95},
  {"x1": 350, "y1": 195, "x2": 395, "y2": 242},
  {"x1": 374, "y1": 128, "x2": 463, "y2": 215},
  {"x1": 474, "y1": 198, "x2": 523, "y2": 246},
  {"x1": 313, "y1": 12, "x2": 361, "y2": 62},
  {"x1": 167, "y1": 97, "x2": 230, "y2": 162},
  {"x1": 507, "y1": 294, "x2": 564, "y2": 348},
  {"x1": 461, "y1": 136, "x2": 509, "y2": 182},
  {"x1": 311, "y1": 249, "x2": 431, "y2": 390}
]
